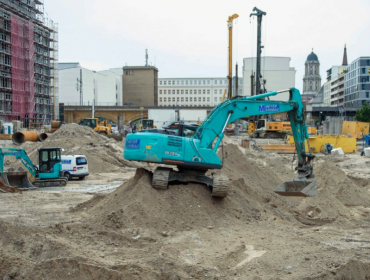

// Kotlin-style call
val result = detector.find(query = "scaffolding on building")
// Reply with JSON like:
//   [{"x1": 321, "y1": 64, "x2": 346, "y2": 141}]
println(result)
[{"x1": 0, "y1": 0, "x2": 58, "y2": 124}]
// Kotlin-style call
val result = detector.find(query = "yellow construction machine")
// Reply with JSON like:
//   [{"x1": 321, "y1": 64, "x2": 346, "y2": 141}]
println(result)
[{"x1": 79, "y1": 118, "x2": 112, "y2": 135}]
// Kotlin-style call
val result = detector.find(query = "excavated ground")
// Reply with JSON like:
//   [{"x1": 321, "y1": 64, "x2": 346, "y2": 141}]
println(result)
[{"x1": 1, "y1": 126, "x2": 370, "y2": 279}]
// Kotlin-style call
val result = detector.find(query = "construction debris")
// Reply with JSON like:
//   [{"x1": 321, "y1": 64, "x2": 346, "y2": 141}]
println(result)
[{"x1": 0, "y1": 131, "x2": 370, "y2": 279}]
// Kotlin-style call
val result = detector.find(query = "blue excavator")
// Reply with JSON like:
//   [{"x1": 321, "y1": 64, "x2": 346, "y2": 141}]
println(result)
[
  {"x1": 124, "y1": 88, "x2": 317, "y2": 197},
  {"x1": 0, "y1": 147, "x2": 67, "y2": 192}
]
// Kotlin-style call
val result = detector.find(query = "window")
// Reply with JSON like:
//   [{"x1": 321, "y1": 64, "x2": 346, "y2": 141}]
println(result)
[
  {"x1": 214, "y1": 97, "x2": 217, "y2": 101},
  {"x1": 172, "y1": 81, "x2": 175, "y2": 85},
  {"x1": 186, "y1": 80, "x2": 188, "y2": 85},
  {"x1": 190, "y1": 80, "x2": 193, "y2": 85},
  {"x1": 164, "y1": 90, "x2": 166, "y2": 94},
  {"x1": 159, "y1": 97, "x2": 162, "y2": 102},
  {"x1": 194, "y1": 97, "x2": 197, "y2": 101},
  {"x1": 190, "y1": 90, "x2": 192, "y2": 94},
  {"x1": 220, "y1": 80, "x2": 222, "y2": 84},
  {"x1": 190, "y1": 97, "x2": 192, "y2": 101},
  {"x1": 177, "y1": 81, "x2": 179, "y2": 85},
  {"x1": 362, "y1": 68, "x2": 366, "y2": 74},
  {"x1": 3, "y1": 13, "x2": 10, "y2": 19},
  {"x1": 172, "y1": 97, "x2": 175, "y2": 101},
  {"x1": 185, "y1": 97, "x2": 188, "y2": 102},
  {"x1": 194, "y1": 90, "x2": 197, "y2": 94},
  {"x1": 214, "y1": 89, "x2": 217, "y2": 94},
  {"x1": 159, "y1": 81, "x2": 162, "y2": 85},
  {"x1": 207, "y1": 80, "x2": 210, "y2": 84},
  {"x1": 239, "y1": 89, "x2": 242, "y2": 94},
  {"x1": 181, "y1": 80, "x2": 184, "y2": 85},
  {"x1": 366, "y1": 92, "x2": 369, "y2": 98},
  {"x1": 239, "y1": 80, "x2": 243, "y2": 85},
  {"x1": 225, "y1": 80, "x2": 227, "y2": 85},
  {"x1": 185, "y1": 90, "x2": 188, "y2": 94},
  {"x1": 177, "y1": 90, "x2": 180, "y2": 94},
  {"x1": 367, "y1": 60, "x2": 370, "y2": 66},
  {"x1": 203, "y1": 90, "x2": 206, "y2": 94},
  {"x1": 164, "y1": 97, "x2": 167, "y2": 102},
  {"x1": 203, "y1": 80, "x2": 206, "y2": 84},
  {"x1": 215, "y1": 80, "x2": 218, "y2": 85},
  {"x1": 207, "y1": 97, "x2": 210, "y2": 101},
  {"x1": 219, "y1": 97, "x2": 222, "y2": 101},
  {"x1": 207, "y1": 89, "x2": 210, "y2": 94},
  {"x1": 177, "y1": 97, "x2": 180, "y2": 102},
  {"x1": 362, "y1": 84, "x2": 366, "y2": 90},
  {"x1": 203, "y1": 97, "x2": 206, "y2": 101},
  {"x1": 219, "y1": 89, "x2": 222, "y2": 94},
  {"x1": 172, "y1": 90, "x2": 175, "y2": 94},
  {"x1": 164, "y1": 81, "x2": 167, "y2": 85},
  {"x1": 181, "y1": 90, "x2": 184, "y2": 94},
  {"x1": 159, "y1": 90, "x2": 162, "y2": 94},
  {"x1": 181, "y1": 97, "x2": 184, "y2": 102},
  {"x1": 198, "y1": 80, "x2": 201, "y2": 85}
]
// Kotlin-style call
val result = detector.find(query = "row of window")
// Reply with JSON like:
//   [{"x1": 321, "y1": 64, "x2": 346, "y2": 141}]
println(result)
[
  {"x1": 159, "y1": 97, "x2": 225, "y2": 102},
  {"x1": 159, "y1": 79, "x2": 243, "y2": 86},
  {"x1": 159, "y1": 89, "x2": 243, "y2": 95},
  {"x1": 345, "y1": 92, "x2": 370, "y2": 101}
]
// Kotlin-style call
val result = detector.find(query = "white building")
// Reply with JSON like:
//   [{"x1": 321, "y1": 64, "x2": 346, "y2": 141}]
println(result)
[
  {"x1": 59, "y1": 63, "x2": 121, "y2": 105},
  {"x1": 158, "y1": 78, "x2": 243, "y2": 107},
  {"x1": 243, "y1": 57, "x2": 296, "y2": 101}
]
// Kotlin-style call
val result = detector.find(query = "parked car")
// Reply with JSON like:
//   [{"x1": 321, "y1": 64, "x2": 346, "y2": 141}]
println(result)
[{"x1": 61, "y1": 155, "x2": 89, "y2": 180}]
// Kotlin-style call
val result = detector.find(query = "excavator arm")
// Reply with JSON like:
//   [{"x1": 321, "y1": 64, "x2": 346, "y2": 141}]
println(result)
[
  {"x1": 0, "y1": 148, "x2": 37, "y2": 177},
  {"x1": 194, "y1": 88, "x2": 314, "y2": 179}
]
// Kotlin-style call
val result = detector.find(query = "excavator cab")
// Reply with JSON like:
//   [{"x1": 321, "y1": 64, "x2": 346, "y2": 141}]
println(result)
[{"x1": 38, "y1": 148, "x2": 63, "y2": 179}]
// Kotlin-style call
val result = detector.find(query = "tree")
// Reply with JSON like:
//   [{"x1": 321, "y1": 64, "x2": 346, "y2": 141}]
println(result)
[{"x1": 354, "y1": 102, "x2": 370, "y2": 122}]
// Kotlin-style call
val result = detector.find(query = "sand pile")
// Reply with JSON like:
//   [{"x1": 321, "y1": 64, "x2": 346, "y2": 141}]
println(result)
[
  {"x1": 20, "y1": 124, "x2": 141, "y2": 173},
  {"x1": 78, "y1": 143, "x2": 305, "y2": 231},
  {"x1": 296, "y1": 160, "x2": 370, "y2": 222}
]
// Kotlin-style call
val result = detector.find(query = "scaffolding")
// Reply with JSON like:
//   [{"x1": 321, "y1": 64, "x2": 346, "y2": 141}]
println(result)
[{"x1": 0, "y1": 0, "x2": 57, "y2": 124}]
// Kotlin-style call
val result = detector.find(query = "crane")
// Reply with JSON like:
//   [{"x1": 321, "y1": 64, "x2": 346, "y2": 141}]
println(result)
[{"x1": 227, "y1": 13, "x2": 239, "y2": 100}]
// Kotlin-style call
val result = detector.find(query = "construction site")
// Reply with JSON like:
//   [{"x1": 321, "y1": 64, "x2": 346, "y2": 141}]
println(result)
[{"x1": 1, "y1": 2, "x2": 370, "y2": 280}]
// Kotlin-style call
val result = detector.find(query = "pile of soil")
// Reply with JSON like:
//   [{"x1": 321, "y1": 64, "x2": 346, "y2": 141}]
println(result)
[{"x1": 19, "y1": 124, "x2": 141, "y2": 173}]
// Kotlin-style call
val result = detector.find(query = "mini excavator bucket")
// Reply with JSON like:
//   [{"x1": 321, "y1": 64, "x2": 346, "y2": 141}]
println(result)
[
  {"x1": 0, "y1": 172, "x2": 36, "y2": 191},
  {"x1": 274, "y1": 178, "x2": 317, "y2": 197}
]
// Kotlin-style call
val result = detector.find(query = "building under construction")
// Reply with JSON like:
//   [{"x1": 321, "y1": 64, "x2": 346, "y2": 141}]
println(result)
[{"x1": 0, "y1": 0, "x2": 58, "y2": 125}]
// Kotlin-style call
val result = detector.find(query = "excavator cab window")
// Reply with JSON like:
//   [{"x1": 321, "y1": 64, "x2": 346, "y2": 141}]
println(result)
[{"x1": 39, "y1": 148, "x2": 61, "y2": 173}]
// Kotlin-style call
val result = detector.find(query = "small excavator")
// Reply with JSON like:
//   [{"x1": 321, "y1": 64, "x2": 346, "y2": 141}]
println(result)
[
  {"x1": 124, "y1": 88, "x2": 317, "y2": 198},
  {"x1": 0, "y1": 147, "x2": 67, "y2": 193}
]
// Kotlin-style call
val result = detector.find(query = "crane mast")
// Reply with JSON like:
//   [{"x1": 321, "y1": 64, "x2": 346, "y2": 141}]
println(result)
[{"x1": 227, "y1": 14, "x2": 239, "y2": 100}]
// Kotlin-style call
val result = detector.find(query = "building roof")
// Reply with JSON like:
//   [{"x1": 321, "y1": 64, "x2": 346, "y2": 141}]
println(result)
[
  {"x1": 307, "y1": 51, "x2": 319, "y2": 62},
  {"x1": 58, "y1": 63, "x2": 81, "y2": 70},
  {"x1": 308, "y1": 85, "x2": 324, "y2": 104},
  {"x1": 123, "y1": 66, "x2": 158, "y2": 71}
]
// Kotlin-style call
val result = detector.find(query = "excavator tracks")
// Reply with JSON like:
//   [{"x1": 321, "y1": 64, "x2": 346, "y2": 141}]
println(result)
[
  {"x1": 211, "y1": 173, "x2": 230, "y2": 197},
  {"x1": 152, "y1": 167, "x2": 171, "y2": 190}
]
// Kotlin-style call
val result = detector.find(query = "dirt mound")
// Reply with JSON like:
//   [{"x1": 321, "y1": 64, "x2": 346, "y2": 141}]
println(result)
[
  {"x1": 296, "y1": 161, "x2": 370, "y2": 222},
  {"x1": 20, "y1": 124, "x2": 141, "y2": 173},
  {"x1": 81, "y1": 144, "x2": 306, "y2": 231}
]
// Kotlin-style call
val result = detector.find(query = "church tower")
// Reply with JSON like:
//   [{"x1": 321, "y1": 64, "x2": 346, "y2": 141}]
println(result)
[{"x1": 303, "y1": 50, "x2": 321, "y2": 96}]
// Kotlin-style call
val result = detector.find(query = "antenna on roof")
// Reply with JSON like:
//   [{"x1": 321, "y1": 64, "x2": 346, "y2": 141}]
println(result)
[{"x1": 145, "y1": 49, "x2": 148, "y2": 66}]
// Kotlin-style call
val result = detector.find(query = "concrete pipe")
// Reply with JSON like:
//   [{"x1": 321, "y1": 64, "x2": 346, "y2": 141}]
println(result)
[
  {"x1": 39, "y1": 133, "x2": 49, "y2": 142},
  {"x1": 12, "y1": 131, "x2": 38, "y2": 145}
]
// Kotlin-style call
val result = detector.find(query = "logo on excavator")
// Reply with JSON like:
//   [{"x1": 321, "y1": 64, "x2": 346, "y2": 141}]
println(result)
[
  {"x1": 126, "y1": 139, "x2": 140, "y2": 149},
  {"x1": 259, "y1": 104, "x2": 280, "y2": 112}
]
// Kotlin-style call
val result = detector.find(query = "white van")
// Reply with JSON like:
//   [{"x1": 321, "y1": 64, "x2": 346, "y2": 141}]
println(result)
[{"x1": 61, "y1": 155, "x2": 89, "y2": 180}]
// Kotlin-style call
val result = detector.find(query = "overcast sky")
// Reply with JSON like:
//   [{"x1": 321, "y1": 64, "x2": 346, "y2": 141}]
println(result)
[{"x1": 45, "y1": 0, "x2": 370, "y2": 92}]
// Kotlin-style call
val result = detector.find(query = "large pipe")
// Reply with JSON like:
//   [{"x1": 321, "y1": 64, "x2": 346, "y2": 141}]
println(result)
[
  {"x1": 39, "y1": 133, "x2": 49, "y2": 142},
  {"x1": 12, "y1": 131, "x2": 38, "y2": 145},
  {"x1": 51, "y1": 120, "x2": 61, "y2": 129}
]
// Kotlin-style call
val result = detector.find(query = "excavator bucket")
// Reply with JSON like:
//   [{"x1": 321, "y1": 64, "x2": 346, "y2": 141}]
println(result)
[
  {"x1": 274, "y1": 178, "x2": 317, "y2": 197},
  {"x1": 0, "y1": 173, "x2": 23, "y2": 193},
  {"x1": 0, "y1": 172, "x2": 36, "y2": 191}
]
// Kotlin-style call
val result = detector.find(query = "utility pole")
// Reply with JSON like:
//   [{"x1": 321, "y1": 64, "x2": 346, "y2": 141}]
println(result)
[
  {"x1": 145, "y1": 49, "x2": 148, "y2": 66},
  {"x1": 227, "y1": 14, "x2": 239, "y2": 99},
  {"x1": 77, "y1": 68, "x2": 83, "y2": 105},
  {"x1": 250, "y1": 7, "x2": 266, "y2": 96}
]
